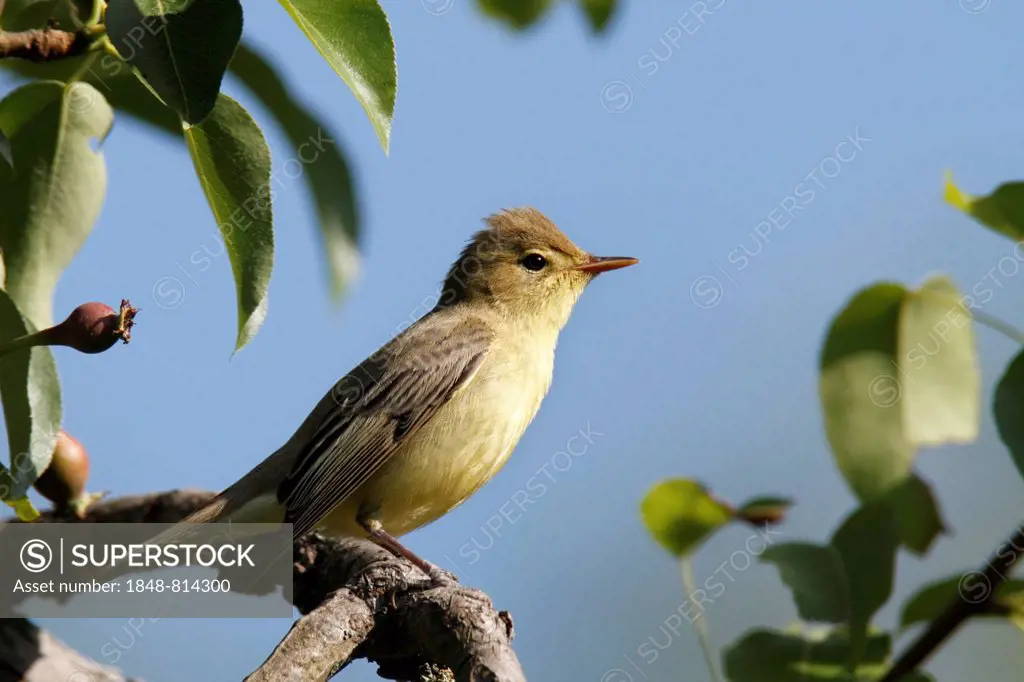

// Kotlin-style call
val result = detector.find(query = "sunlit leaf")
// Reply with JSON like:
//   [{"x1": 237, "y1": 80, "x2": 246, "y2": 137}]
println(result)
[
  {"x1": 819, "y1": 278, "x2": 978, "y2": 501},
  {"x1": 0, "y1": 289, "x2": 61, "y2": 500},
  {"x1": 820, "y1": 283, "x2": 912, "y2": 500},
  {"x1": 184, "y1": 94, "x2": 273, "y2": 352},
  {"x1": 229, "y1": 42, "x2": 360, "y2": 300},
  {"x1": 900, "y1": 576, "x2": 1024, "y2": 631},
  {"x1": 945, "y1": 173, "x2": 1024, "y2": 242},
  {"x1": 640, "y1": 479, "x2": 734, "y2": 557},
  {"x1": 276, "y1": 0, "x2": 396, "y2": 153},
  {"x1": 723, "y1": 627, "x2": 893, "y2": 682},
  {"x1": 106, "y1": 0, "x2": 243, "y2": 124},
  {"x1": 898, "y1": 276, "x2": 979, "y2": 445},
  {"x1": 761, "y1": 543, "x2": 849, "y2": 623},
  {"x1": 5, "y1": 492, "x2": 40, "y2": 521},
  {"x1": 477, "y1": 0, "x2": 553, "y2": 29},
  {"x1": 0, "y1": 80, "x2": 112, "y2": 328}
]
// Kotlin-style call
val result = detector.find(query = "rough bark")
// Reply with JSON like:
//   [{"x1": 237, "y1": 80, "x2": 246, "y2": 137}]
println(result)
[
  {"x1": 0, "y1": 28, "x2": 90, "y2": 62},
  {"x1": 1, "y1": 490, "x2": 526, "y2": 682}
]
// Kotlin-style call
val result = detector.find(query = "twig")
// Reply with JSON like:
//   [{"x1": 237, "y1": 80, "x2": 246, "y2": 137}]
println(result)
[
  {"x1": 0, "y1": 27, "x2": 90, "y2": 62},
  {"x1": 0, "y1": 618, "x2": 135, "y2": 682},
  {"x1": 880, "y1": 522, "x2": 1024, "y2": 681}
]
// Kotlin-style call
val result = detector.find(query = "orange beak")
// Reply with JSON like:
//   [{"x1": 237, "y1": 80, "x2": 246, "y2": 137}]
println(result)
[{"x1": 574, "y1": 255, "x2": 639, "y2": 274}]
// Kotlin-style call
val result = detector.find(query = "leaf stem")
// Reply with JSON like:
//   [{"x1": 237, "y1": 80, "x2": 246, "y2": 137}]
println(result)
[
  {"x1": 916, "y1": 287, "x2": 1024, "y2": 345},
  {"x1": 85, "y1": 0, "x2": 105, "y2": 27},
  {"x1": 970, "y1": 309, "x2": 1024, "y2": 345},
  {"x1": 0, "y1": 327, "x2": 57, "y2": 358},
  {"x1": 67, "y1": 50, "x2": 99, "y2": 83},
  {"x1": 681, "y1": 557, "x2": 722, "y2": 682},
  {"x1": 880, "y1": 521, "x2": 1024, "y2": 681}
]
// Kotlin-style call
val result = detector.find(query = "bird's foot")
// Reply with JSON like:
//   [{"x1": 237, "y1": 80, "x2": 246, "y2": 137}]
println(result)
[{"x1": 359, "y1": 517, "x2": 458, "y2": 588}]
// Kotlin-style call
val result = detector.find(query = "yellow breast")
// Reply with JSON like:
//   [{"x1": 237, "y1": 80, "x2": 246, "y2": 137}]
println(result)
[{"x1": 321, "y1": 337, "x2": 555, "y2": 538}]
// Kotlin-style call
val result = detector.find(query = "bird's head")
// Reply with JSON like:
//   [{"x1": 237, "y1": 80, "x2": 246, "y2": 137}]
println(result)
[{"x1": 438, "y1": 207, "x2": 637, "y2": 330}]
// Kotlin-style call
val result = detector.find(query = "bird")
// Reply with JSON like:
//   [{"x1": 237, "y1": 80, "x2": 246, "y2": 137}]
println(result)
[{"x1": 173, "y1": 207, "x2": 637, "y2": 582}]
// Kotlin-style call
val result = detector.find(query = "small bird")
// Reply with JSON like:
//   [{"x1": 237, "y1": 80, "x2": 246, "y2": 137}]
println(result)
[{"x1": 177, "y1": 207, "x2": 637, "y2": 581}]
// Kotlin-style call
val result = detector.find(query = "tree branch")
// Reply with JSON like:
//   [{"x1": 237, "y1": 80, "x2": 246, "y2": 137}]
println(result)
[
  {"x1": 268, "y1": 534, "x2": 525, "y2": 682},
  {"x1": 0, "y1": 27, "x2": 91, "y2": 62},
  {"x1": 880, "y1": 522, "x2": 1024, "y2": 682},
  {"x1": 5, "y1": 490, "x2": 527, "y2": 682},
  {"x1": 0, "y1": 617, "x2": 135, "y2": 682}
]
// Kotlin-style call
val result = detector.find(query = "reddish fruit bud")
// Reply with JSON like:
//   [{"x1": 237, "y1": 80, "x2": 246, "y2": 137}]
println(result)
[
  {"x1": 48, "y1": 300, "x2": 138, "y2": 354},
  {"x1": 34, "y1": 431, "x2": 90, "y2": 508},
  {"x1": 52, "y1": 302, "x2": 118, "y2": 353}
]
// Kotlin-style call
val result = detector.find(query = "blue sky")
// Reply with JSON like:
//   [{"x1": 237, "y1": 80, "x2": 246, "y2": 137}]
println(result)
[{"x1": 4, "y1": 1, "x2": 1024, "y2": 680}]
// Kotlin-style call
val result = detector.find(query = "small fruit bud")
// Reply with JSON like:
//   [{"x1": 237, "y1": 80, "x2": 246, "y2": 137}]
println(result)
[
  {"x1": 49, "y1": 299, "x2": 138, "y2": 354},
  {"x1": 735, "y1": 496, "x2": 793, "y2": 527},
  {"x1": 34, "y1": 431, "x2": 89, "y2": 509},
  {"x1": 54, "y1": 302, "x2": 118, "y2": 353},
  {"x1": 0, "y1": 299, "x2": 138, "y2": 358}
]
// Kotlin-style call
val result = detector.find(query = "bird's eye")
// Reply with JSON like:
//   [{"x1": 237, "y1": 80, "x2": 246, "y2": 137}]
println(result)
[{"x1": 521, "y1": 253, "x2": 547, "y2": 272}]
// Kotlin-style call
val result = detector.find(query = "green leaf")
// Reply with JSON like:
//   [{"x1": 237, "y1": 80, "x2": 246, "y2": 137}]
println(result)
[
  {"x1": 579, "y1": 0, "x2": 616, "y2": 32},
  {"x1": 477, "y1": 0, "x2": 553, "y2": 29},
  {"x1": 883, "y1": 474, "x2": 945, "y2": 556},
  {"x1": 229, "y1": 42, "x2": 360, "y2": 300},
  {"x1": 830, "y1": 499, "x2": 900, "y2": 668},
  {"x1": 0, "y1": 0, "x2": 92, "y2": 31},
  {"x1": 5, "y1": 491, "x2": 41, "y2": 521},
  {"x1": 820, "y1": 283, "x2": 912, "y2": 500},
  {"x1": 898, "y1": 276, "x2": 979, "y2": 445},
  {"x1": 900, "y1": 576, "x2": 1024, "y2": 631},
  {"x1": 276, "y1": 0, "x2": 396, "y2": 153},
  {"x1": 0, "y1": 129, "x2": 10, "y2": 168},
  {"x1": 994, "y1": 349, "x2": 1024, "y2": 482},
  {"x1": 3, "y1": 55, "x2": 180, "y2": 136},
  {"x1": 106, "y1": 0, "x2": 243, "y2": 125},
  {"x1": 1002, "y1": 586, "x2": 1024, "y2": 631},
  {"x1": 0, "y1": 80, "x2": 112, "y2": 328},
  {"x1": 945, "y1": 173, "x2": 1024, "y2": 242},
  {"x1": 819, "y1": 278, "x2": 979, "y2": 501},
  {"x1": 640, "y1": 479, "x2": 734, "y2": 557},
  {"x1": 0, "y1": 289, "x2": 61, "y2": 500},
  {"x1": 184, "y1": 94, "x2": 273, "y2": 352},
  {"x1": 761, "y1": 543, "x2": 849, "y2": 623},
  {"x1": 723, "y1": 627, "x2": 892, "y2": 682}
]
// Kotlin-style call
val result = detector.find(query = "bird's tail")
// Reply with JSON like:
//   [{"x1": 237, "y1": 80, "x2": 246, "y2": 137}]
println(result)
[
  {"x1": 142, "y1": 495, "x2": 234, "y2": 549},
  {"x1": 148, "y1": 487, "x2": 284, "y2": 549},
  {"x1": 145, "y1": 443, "x2": 294, "y2": 549}
]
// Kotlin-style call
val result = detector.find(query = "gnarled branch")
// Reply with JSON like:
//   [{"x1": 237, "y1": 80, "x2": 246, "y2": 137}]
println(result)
[
  {"x1": 0, "y1": 27, "x2": 90, "y2": 62},
  {"x1": 4, "y1": 490, "x2": 527, "y2": 682}
]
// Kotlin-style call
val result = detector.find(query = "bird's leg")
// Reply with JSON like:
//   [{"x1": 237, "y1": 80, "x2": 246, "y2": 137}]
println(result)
[{"x1": 359, "y1": 517, "x2": 456, "y2": 587}]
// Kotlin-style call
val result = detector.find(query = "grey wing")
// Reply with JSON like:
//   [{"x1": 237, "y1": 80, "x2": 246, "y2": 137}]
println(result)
[{"x1": 277, "y1": 315, "x2": 492, "y2": 539}]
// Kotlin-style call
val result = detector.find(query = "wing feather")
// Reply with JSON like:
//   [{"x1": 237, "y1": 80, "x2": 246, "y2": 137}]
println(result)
[{"x1": 278, "y1": 314, "x2": 492, "y2": 539}]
